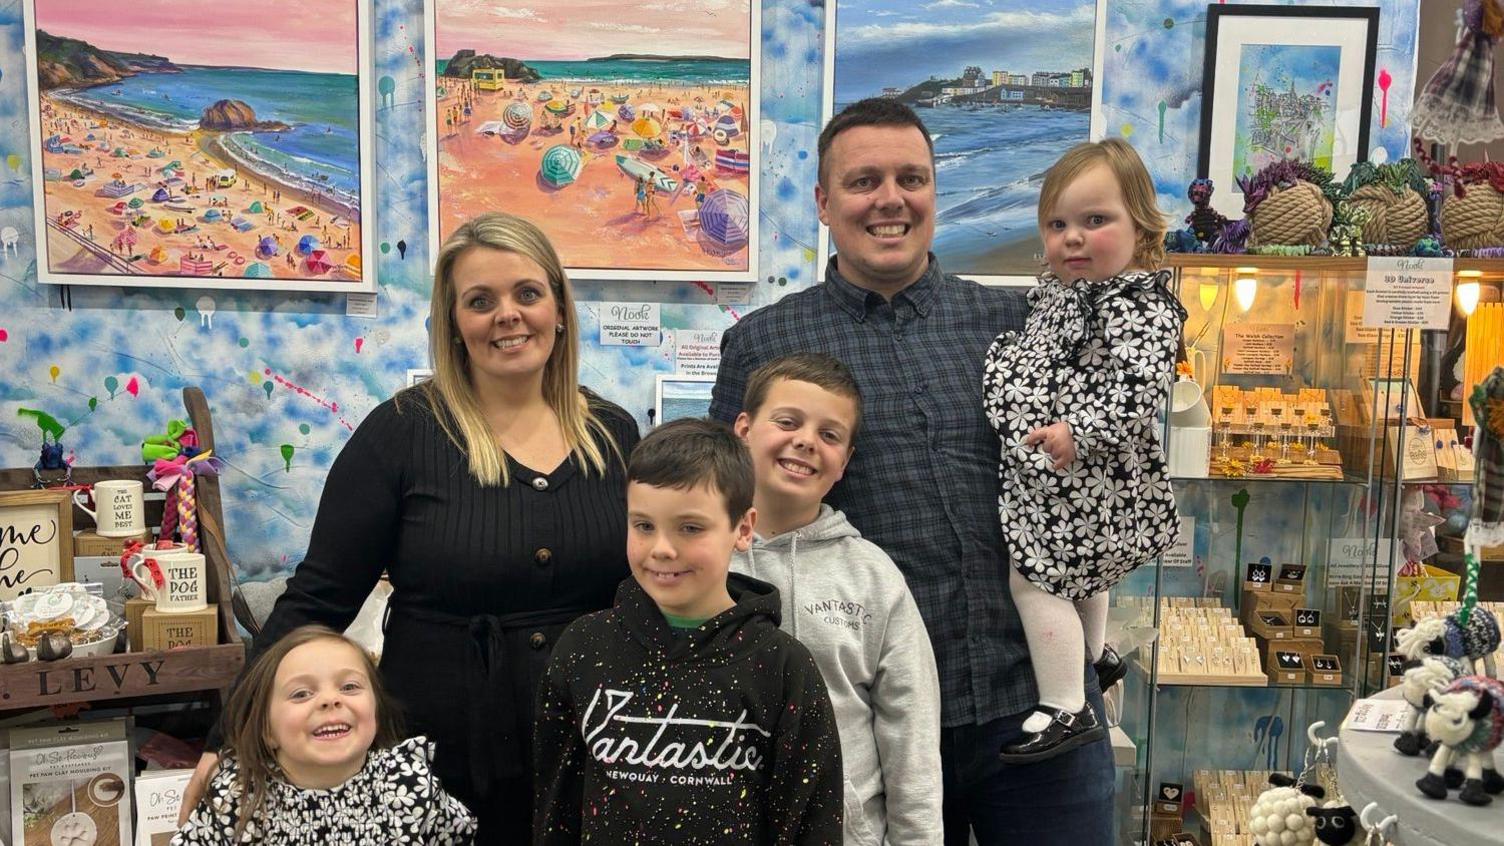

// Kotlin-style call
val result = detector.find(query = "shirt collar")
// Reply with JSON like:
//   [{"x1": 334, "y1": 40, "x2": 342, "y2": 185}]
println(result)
[{"x1": 823, "y1": 253, "x2": 942, "y2": 321}]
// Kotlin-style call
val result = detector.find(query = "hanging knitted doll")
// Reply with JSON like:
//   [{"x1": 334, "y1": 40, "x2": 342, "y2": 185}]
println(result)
[
  {"x1": 1468, "y1": 366, "x2": 1504, "y2": 549},
  {"x1": 1413, "y1": 0, "x2": 1504, "y2": 146}
]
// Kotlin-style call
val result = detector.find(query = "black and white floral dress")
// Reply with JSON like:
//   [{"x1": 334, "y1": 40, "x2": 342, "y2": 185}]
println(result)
[
  {"x1": 982, "y1": 270, "x2": 1187, "y2": 600},
  {"x1": 171, "y1": 736, "x2": 476, "y2": 845}
]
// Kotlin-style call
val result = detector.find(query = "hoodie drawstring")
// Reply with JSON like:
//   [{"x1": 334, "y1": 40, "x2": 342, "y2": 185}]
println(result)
[{"x1": 788, "y1": 533, "x2": 799, "y2": 640}]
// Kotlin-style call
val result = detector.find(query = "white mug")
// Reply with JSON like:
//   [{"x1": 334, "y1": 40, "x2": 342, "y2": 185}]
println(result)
[
  {"x1": 128, "y1": 548, "x2": 208, "y2": 613},
  {"x1": 74, "y1": 480, "x2": 146, "y2": 538}
]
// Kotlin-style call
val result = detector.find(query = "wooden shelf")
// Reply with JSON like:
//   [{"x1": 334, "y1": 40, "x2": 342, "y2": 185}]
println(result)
[
  {"x1": 1167, "y1": 254, "x2": 1504, "y2": 279},
  {"x1": 1, "y1": 387, "x2": 245, "y2": 715},
  {"x1": 0, "y1": 643, "x2": 244, "y2": 710}
]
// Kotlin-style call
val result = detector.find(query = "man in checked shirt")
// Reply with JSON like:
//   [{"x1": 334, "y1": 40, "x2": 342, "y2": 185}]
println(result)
[{"x1": 710, "y1": 98, "x2": 1115, "y2": 844}]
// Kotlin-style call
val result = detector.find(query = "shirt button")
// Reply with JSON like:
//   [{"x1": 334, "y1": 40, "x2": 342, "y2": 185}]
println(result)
[
  {"x1": 534, "y1": 547, "x2": 553, "y2": 566},
  {"x1": 532, "y1": 476, "x2": 549, "y2": 491},
  {"x1": 529, "y1": 632, "x2": 548, "y2": 650}
]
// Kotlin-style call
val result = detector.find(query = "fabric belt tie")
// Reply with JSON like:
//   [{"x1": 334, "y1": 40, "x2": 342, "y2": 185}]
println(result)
[{"x1": 392, "y1": 602, "x2": 592, "y2": 801}]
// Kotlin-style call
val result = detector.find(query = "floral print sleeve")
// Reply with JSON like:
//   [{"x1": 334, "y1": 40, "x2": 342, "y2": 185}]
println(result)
[{"x1": 1062, "y1": 272, "x2": 1187, "y2": 460}]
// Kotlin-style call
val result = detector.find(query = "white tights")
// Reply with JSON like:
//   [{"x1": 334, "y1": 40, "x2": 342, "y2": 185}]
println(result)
[{"x1": 1010, "y1": 566, "x2": 1108, "y2": 729}]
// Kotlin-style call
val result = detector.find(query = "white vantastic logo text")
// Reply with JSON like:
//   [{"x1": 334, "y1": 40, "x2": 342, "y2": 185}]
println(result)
[{"x1": 582, "y1": 687, "x2": 771, "y2": 772}]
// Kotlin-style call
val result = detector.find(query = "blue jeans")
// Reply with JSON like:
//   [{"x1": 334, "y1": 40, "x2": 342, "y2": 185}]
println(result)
[{"x1": 942, "y1": 670, "x2": 1114, "y2": 845}]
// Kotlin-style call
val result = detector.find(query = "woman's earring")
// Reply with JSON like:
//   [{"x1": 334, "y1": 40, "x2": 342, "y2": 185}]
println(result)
[
  {"x1": 555, "y1": 323, "x2": 565, "y2": 334},
  {"x1": 453, "y1": 336, "x2": 463, "y2": 344}
]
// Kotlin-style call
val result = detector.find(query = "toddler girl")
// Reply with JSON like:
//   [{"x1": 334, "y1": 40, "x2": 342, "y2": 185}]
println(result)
[
  {"x1": 983, "y1": 139, "x2": 1187, "y2": 762},
  {"x1": 172, "y1": 625, "x2": 475, "y2": 844}
]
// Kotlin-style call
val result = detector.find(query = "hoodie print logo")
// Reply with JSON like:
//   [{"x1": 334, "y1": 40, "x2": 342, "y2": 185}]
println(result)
[
  {"x1": 803, "y1": 598, "x2": 872, "y2": 632},
  {"x1": 581, "y1": 688, "x2": 771, "y2": 785}
]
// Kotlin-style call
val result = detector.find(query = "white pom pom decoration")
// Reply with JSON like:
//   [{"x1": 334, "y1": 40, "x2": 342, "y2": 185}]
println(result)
[{"x1": 1247, "y1": 785, "x2": 1317, "y2": 846}]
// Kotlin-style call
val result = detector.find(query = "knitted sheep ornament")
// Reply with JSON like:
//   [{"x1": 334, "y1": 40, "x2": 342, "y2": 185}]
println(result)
[
  {"x1": 1305, "y1": 801, "x2": 1360, "y2": 845},
  {"x1": 1394, "y1": 608, "x2": 1501, "y2": 677},
  {"x1": 1417, "y1": 674, "x2": 1504, "y2": 805},
  {"x1": 1249, "y1": 775, "x2": 1324, "y2": 846},
  {"x1": 1395, "y1": 654, "x2": 1472, "y2": 755}
]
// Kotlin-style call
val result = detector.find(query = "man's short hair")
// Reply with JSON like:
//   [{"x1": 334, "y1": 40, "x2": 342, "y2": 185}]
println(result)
[
  {"x1": 741, "y1": 353, "x2": 863, "y2": 441},
  {"x1": 628, "y1": 418, "x2": 755, "y2": 523},
  {"x1": 817, "y1": 98, "x2": 934, "y2": 187}
]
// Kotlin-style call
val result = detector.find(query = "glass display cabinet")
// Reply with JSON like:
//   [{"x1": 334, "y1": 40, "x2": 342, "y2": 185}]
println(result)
[{"x1": 1109, "y1": 256, "x2": 1502, "y2": 845}]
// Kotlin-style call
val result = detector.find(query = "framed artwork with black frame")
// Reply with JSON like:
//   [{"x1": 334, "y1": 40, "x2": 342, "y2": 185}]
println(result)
[{"x1": 1197, "y1": 4, "x2": 1379, "y2": 220}]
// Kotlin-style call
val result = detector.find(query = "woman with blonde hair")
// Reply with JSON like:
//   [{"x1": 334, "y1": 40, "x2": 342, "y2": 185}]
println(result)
[{"x1": 181, "y1": 213, "x2": 639, "y2": 843}]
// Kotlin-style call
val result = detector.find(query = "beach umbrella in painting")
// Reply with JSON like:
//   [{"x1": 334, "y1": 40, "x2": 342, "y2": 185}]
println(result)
[
  {"x1": 258, "y1": 236, "x2": 280, "y2": 257},
  {"x1": 246, "y1": 200, "x2": 265, "y2": 214},
  {"x1": 306, "y1": 250, "x2": 334, "y2": 275},
  {"x1": 203, "y1": 208, "x2": 223, "y2": 222},
  {"x1": 638, "y1": 102, "x2": 663, "y2": 115},
  {"x1": 157, "y1": 218, "x2": 176, "y2": 233},
  {"x1": 69, "y1": 168, "x2": 88, "y2": 180},
  {"x1": 243, "y1": 261, "x2": 273, "y2": 279},
  {"x1": 151, "y1": 187, "x2": 170, "y2": 202},
  {"x1": 617, "y1": 104, "x2": 635, "y2": 122},
  {"x1": 584, "y1": 109, "x2": 613, "y2": 132},
  {"x1": 148, "y1": 244, "x2": 168, "y2": 264},
  {"x1": 545, "y1": 100, "x2": 570, "y2": 115},
  {"x1": 128, "y1": 197, "x2": 144, "y2": 209},
  {"x1": 503, "y1": 102, "x2": 533, "y2": 134},
  {"x1": 297, "y1": 234, "x2": 320, "y2": 255},
  {"x1": 631, "y1": 116, "x2": 663, "y2": 139},
  {"x1": 537, "y1": 90, "x2": 554, "y2": 102},
  {"x1": 342, "y1": 254, "x2": 362, "y2": 279},
  {"x1": 699, "y1": 188, "x2": 750, "y2": 249},
  {"x1": 540, "y1": 145, "x2": 583, "y2": 187}
]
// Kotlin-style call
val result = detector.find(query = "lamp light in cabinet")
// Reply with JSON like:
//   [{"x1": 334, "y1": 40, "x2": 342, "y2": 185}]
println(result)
[
  {"x1": 1234, "y1": 270, "x2": 1259, "y2": 312},
  {"x1": 1456, "y1": 270, "x2": 1482, "y2": 317},
  {"x1": 1199, "y1": 278, "x2": 1219, "y2": 312}
]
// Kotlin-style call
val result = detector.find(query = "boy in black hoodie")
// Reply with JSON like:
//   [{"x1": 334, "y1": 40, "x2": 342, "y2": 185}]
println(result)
[{"x1": 533, "y1": 418, "x2": 844, "y2": 845}]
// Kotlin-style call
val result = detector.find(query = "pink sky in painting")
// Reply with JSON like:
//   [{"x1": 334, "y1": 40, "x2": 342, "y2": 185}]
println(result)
[
  {"x1": 34, "y1": 0, "x2": 357, "y2": 75},
  {"x1": 435, "y1": 0, "x2": 750, "y2": 62}
]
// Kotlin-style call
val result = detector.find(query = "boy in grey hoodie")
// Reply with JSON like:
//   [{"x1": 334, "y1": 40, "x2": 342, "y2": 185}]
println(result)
[{"x1": 731, "y1": 353, "x2": 943, "y2": 846}]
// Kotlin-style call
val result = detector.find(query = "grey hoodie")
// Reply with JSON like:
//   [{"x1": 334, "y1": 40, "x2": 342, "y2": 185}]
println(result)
[{"x1": 732, "y1": 505, "x2": 943, "y2": 846}]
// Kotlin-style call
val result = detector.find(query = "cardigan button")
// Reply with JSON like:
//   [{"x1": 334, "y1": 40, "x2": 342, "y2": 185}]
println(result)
[
  {"x1": 534, "y1": 548, "x2": 553, "y2": 566},
  {"x1": 529, "y1": 632, "x2": 548, "y2": 650},
  {"x1": 531, "y1": 476, "x2": 549, "y2": 491}
]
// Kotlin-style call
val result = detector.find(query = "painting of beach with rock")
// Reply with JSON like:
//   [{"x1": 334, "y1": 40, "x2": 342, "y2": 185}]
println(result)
[
  {"x1": 822, "y1": 0, "x2": 1100, "y2": 281},
  {"x1": 21, "y1": 0, "x2": 374, "y2": 291},
  {"x1": 426, "y1": 0, "x2": 760, "y2": 281}
]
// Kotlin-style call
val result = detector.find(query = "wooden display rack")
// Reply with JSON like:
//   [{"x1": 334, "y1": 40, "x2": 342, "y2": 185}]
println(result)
[
  {"x1": 1140, "y1": 600, "x2": 1269, "y2": 686},
  {"x1": 0, "y1": 387, "x2": 245, "y2": 711}
]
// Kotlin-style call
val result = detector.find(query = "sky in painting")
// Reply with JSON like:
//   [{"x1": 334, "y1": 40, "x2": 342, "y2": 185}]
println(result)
[
  {"x1": 33, "y1": 0, "x2": 357, "y2": 75},
  {"x1": 836, "y1": 0, "x2": 1094, "y2": 100},
  {"x1": 435, "y1": 0, "x2": 751, "y2": 62}
]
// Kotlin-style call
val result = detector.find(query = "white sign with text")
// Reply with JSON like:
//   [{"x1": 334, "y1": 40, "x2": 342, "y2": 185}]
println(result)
[
  {"x1": 599, "y1": 302, "x2": 662, "y2": 346},
  {"x1": 1362, "y1": 257, "x2": 1453, "y2": 330}
]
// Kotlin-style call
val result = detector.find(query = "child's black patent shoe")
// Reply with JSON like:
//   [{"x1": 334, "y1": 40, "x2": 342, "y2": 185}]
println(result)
[
  {"x1": 1094, "y1": 644, "x2": 1127, "y2": 691},
  {"x1": 998, "y1": 704, "x2": 1106, "y2": 764}
]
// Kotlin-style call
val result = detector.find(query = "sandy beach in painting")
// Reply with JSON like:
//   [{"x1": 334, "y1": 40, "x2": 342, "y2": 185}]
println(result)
[
  {"x1": 30, "y1": 0, "x2": 363, "y2": 283},
  {"x1": 37, "y1": 96, "x2": 361, "y2": 282},
  {"x1": 436, "y1": 75, "x2": 752, "y2": 274}
]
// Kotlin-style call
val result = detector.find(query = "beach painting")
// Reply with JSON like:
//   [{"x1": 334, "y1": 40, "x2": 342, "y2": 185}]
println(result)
[
  {"x1": 425, "y1": 0, "x2": 761, "y2": 281},
  {"x1": 21, "y1": 0, "x2": 375, "y2": 292},
  {"x1": 821, "y1": 0, "x2": 1102, "y2": 282},
  {"x1": 1231, "y1": 44, "x2": 1341, "y2": 183}
]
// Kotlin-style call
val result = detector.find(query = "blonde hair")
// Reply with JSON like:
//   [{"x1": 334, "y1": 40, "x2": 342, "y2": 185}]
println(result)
[
  {"x1": 216, "y1": 626, "x2": 404, "y2": 841},
  {"x1": 1038, "y1": 138, "x2": 1167, "y2": 270},
  {"x1": 412, "y1": 212, "x2": 618, "y2": 486}
]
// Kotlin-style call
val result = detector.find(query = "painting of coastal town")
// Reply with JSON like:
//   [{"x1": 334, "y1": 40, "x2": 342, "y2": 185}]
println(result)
[
  {"x1": 821, "y1": 0, "x2": 1100, "y2": 281},
  {"x1": 1231, "y1": 44, "x2": 1340, "y2": 182},
  {"x1": 21, "y1": 0, "x2": 374, "y2": 292},
  {"x1": 426, "y1": 0, "x2": 761, "y2": 281}
]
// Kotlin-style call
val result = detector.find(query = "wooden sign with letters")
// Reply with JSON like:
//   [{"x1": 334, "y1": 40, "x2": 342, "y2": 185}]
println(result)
[{"x1": 0, "y1": 490, "x2": 73, "y2": 602}]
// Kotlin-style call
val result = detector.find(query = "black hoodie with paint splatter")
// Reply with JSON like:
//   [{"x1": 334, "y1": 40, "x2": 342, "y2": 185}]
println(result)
[{"x1": 533, "y1": 572, "x2": 843, "y2": 845}]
